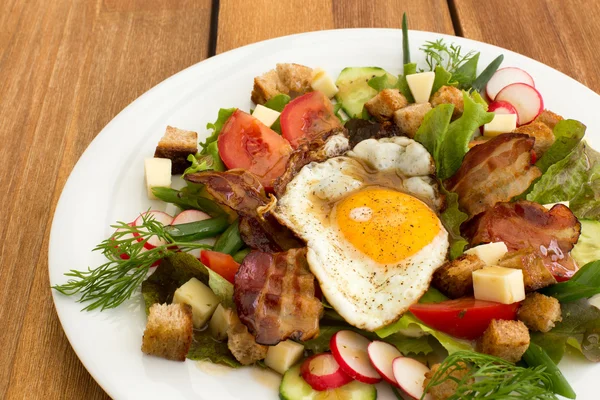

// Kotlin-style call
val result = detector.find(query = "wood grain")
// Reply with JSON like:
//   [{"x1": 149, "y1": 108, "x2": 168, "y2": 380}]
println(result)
[
  {"x1": 216, "y1": 0, "x2": 454, "y2": 53},
  {"x1": 0, "y1": 0, "x2": 212, "y2": 398},
  {"x1": 451, "y1": 0, "x2": 600, "y2": 94}
]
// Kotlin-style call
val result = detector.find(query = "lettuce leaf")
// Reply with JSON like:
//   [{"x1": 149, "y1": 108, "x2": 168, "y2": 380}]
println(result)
[
  {"x1": 200, "y1": 108, "x2": 236, "y2": 152},
  {"x1": 570, "y1": 163, "x2": 600, "y2": 220},
  {"x1": 542, "y1": 260, "x2": 600, "y2": 303},
  {"x1": 263, "y1": 94, "x2": 290, "y2": 133},
  {"x1": 430, "y1": 66, "x2": 456, "y2": 96},
  {"x1": 440, "y1": 187, "x2": 469, "y2": 259},
  {"x1": 187, "y1": 329, "x2": 241, "y2": 367},
  {"x1": 414, "y1": 104, "x2": 454, "y2": 165},
  {"x1": 452, "y1": 52, "x2": 480, "y2": 89},
  {"x1": 535, "y1": 119, "x2": 586, "y2": 174}
]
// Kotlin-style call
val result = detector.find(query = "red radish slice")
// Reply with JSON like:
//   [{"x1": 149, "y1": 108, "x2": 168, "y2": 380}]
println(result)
[
  {"x1": 133, "y1": 211, "x2": 174, "y2": 249},
  {"x1": 300, "y1": 353, "x2": 353, "y2": 391},
  {"x1": 487, "y1": 100, "x2": 517, "y2": 115},
  {"x1": 495, "y1": 83, "x2": 544, "y2": 125},
  {"x1": 330, "y1": 330, "x2": 382, "y2": 384},
  {"x1": 367, "y1": 341, "x2": 402, "y2": 387},
  {"x1": 486, "y1": 67, "x2": 535, "y2": 100},
  {"x1": 392, "y1": 357, "x2": 432, "y2": 400},
  {"x1": 171, "y1": 209, "x2": 211, "y2": 225}
]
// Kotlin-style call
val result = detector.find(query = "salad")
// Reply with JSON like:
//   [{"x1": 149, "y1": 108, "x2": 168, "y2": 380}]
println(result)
[{"x1": 53, "y1": 16, "x2": 600, "y2": 400}]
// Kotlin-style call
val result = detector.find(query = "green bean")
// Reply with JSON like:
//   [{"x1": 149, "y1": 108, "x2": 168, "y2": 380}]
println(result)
[
  {"x1": 213, "y1": 219, "x2": 244, "y2": 255},
  {"x1": 471, "y1": 54, "x2": 504, "y2": 92},
  {"x1": 233, "y1": 248, "x2": 251, "y2": 264},
  {"x1": 164, "y1": 215, "x2": 229, "y2": 242},
  {"x1": 402, "y1": 13, "x2": 410, "y2": 65},
  {"x1": 151, "y1": 187, "x2": 224, "y2": 217},
  {"x1": 522, "y1": 342, "x2": 576, "y2": 399}
]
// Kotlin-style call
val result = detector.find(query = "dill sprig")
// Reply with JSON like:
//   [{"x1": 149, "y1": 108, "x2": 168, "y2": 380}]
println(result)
[
  {"x1": 52, "y1": 213, "x2": 213, "y2": 311},
  {"x1": 422, "y1": 351, "x2": 558, "y2": 399},
  {"x1": 421, "y1": 39, "x2": 476, "y2": 73}
]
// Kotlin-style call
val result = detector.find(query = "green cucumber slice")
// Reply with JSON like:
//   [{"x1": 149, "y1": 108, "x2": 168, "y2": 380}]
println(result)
[
  {"x1": 335, "y1": 67, "x2": 396, "y2": 119},
  {"x1": 572, "y1": 219, "x2": 600, "y2": 266}
]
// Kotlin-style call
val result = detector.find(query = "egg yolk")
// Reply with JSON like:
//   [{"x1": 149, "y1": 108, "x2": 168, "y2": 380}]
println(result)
[{"x1": 335, "y1": 187, "x2": 441, "y2": 264}]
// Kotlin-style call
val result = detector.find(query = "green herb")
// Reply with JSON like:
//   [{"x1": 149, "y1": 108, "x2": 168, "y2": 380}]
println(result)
[
  {"x1": 471, "y1": 55, "x2": 504, "y2": 92},
  {"x1": 151, "y1": 186, "x2": 225, "y2": 217},
  {"x1": 542, "y1": 260, "x2": 600, "y2": 302},
  {"x1": 423, "y1": 351, "x2": 559, "y2": 399},
  {"x1": 421, "y1": 39, "x2": 477, "y2": 75},
  {"x1": 535, "y1": 119, "x2": 586, "y2": 174},
  {"x1": 213, "y1": 219, "x2": 244, "y2": 255},
  {"x1": 402, "y1": 13, "x2": 410, "y2": 65},
  {"x1": 52, "y1": 213, "x2": 214, "y2": 311},
  {"x1": 522, "y1": 343, "x2": 576, "y2": 399}
]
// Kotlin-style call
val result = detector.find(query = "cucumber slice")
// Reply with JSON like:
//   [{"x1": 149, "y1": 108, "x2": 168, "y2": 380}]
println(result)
[
  {"x1": 279, "y1": 365, "x2": 377, "y2": 400},
  {"x1": 335, "y1": 67, "x2": 396, "y2": 119},
  {"x1": 572, "y1": 220, "x2": 600, "y2": 266}
]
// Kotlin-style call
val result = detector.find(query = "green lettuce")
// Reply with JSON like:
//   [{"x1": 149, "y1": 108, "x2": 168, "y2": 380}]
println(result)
[
  {"x1": 572, "y1": 220, "x2": 600, "y2": 266},
  {"x1": 542, "y1": 260, "x2": 600, "y2": 303},
  {"x1": 430, "y1": 66, "x2": 456, "y2": 96},
  {"x1": 187, "y1": 329, "x2": 241, "y2": 367},
  {"x1": 200, "y1": 108, "x2": 236, "y2": 151},
  {"x1": 398, "y1": 63, "x2": 417, "y2": 102},
  {"x1": 263, "y1": 94, "x2": 290, "y2": 133},
  {"x1": 441, "y1": 187, "x2": 469, "y2": 259},
  {"x1": 414, "y1": 103, "x2": 454, "y2": 165},
  {"x1": 452, "y1": 52, "x2": 480, "y2": 89},
  {"x1": 535, "y1": 119, "x2": 586, "y2": 174}
]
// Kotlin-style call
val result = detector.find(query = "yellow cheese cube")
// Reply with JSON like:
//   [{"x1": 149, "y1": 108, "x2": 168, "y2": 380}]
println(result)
[
  {"x1": 264, "y1": 340, "x2": 305, "y2": 375},
  {"x1": 144, "y1": 158, "x2": 172, "y2": 200},
  {"x1": 311, "y1": 68, "x2": 339, "y2": 98},
  {"x1": 406, "y1": 71, "x2": 435, "y2": 104},
  {"x1": 464, "y1": 242, "x2": 508, "y2": 266},
  {"x1": 473, "y1": 266, "x2": 526, "y2": 304},
  {"x1": 252, "y1": 104, "x2": 281, "y2": 128},
  {"x1": 173, "y1": 278, "x2": 219, "y2": 328},
  {"x1": 483, "y1": 113, "x2": 518, "y2": 137},
  {"x1": 208, "y1": 304, "x2": 235, "y2": 340}
]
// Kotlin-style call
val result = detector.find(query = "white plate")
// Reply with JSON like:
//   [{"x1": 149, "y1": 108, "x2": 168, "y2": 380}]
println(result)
[{"x1": 49, "y1": 29, "x2": 600, "y2": 399}]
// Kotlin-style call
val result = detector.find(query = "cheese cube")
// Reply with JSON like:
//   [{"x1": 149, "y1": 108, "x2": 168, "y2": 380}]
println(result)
[
  {"x1": 311, "y1": 68, "x2": 339, "y2": 98},
  {"x1": 589, "y1": 294, "x2": 600, "y2": 311},
  {"x1": 464, "y1": 242, "x2": 508, "y2": 266},
  {"x1": 264, "y1": 340, "x2": 305, "y2": 375},
  {"x1": 473, "y1": 266, "x2": 526, "y2": 304},
  {"x1": 208, "y1": 304, "x2": 235, "y2": 340},
  {"x1": 252, "y1": 105, "x2": 280, "y2": 128},
  {"x1": 406, "y1": 71, "x2": 435, "y2": 104},
  {"x1": 144, "y1": 158, "x2": 172, "y2": 200},
  {"x1": 543, "y1": 201, "x2": 570, "y2": 210},
  {"x1": 483, "y1": 113, "x2": 518, "y2": 137},
  {"x1": 173, "y1": 278, "x2": 219, "y2": 328}
]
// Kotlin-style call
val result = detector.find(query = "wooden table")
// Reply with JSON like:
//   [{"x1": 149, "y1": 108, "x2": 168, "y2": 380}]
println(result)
[{"x1": 1, "y1": 0, "x2": 598, "y2": 398}]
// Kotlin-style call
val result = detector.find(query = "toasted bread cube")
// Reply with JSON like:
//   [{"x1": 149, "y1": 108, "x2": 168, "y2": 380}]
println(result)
[
  {"x1": 227, "y1": 313, "x2": 268, "y2": 365},
  {"x1": 513, "y1": 121, "x2": 555, "y2": 155},
  {"x1": 251, "y1": 69, "x2": 287, "y2": 105},
  {"x1": 464, "y1": 242, "x2": 508, "y2": 266},
  {"x1": 473, "y1": 267, "x2": 526, "y2": 304},
  {"x1": 144, "y1": 158, "x2": 172, "y2": 200},
  {"x1": 154, "y1": 126, "x2": 198, "y2": 174},
  {"x1": 276, "y1": 63, "x2": 313, "y2": 95},
  {"x1": 208, "y1": 304, "x2": 236, "y2": 341},
  {"x1": 432, "y1": 254, "x2": 485, "y2": 298},
  {"x1": 423, "y1": 362, "x2": 472, "y2": 400},
  {"x1": 173, "y1": 278, "x2": 219, "y2": 328},
  {"x1": 264, "y1": 340, "x2": 305, "y2": 374},
  {"x1": 393, "y1": 103, "x2": 432, "y2": 138},
  {"x1": 517, "y1": 292, "x2": 562, "y2": 332},
  {"x1": 535, "y1": 109, "x2": 563, "y2": 130},
  {"x1": 498, "y1": 249, "x2": 557, "y2": 292},
  {"x1": 430, "y1": 85, "x2": 464, "y2": 119},
  {"x1": 311, "y1": 68, "x2": 339, "y2": 98},
  {"x1": 364, "y1": 89, "x2": 408, "y2": 122},
  {"x1": 141, "y1": 303, "x2": 193, "y2": 361},
  {"x1": 478, "y1": 319, "x2": 529, "y2": 362}
]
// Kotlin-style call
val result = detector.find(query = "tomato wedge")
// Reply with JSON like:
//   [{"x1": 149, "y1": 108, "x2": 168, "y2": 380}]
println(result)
[
  {"x1": 200, "y1": 250, "x2": 240, "y2": 284},
  {"x1": 409, "y1": 297, "x2": 520, "y2": 340},
  {"x1": 280, "y1": 91, "x2": 341, "y2": 148},
  {"x1": 217, "y1": 109, "x2": 292, "y2": 190}
]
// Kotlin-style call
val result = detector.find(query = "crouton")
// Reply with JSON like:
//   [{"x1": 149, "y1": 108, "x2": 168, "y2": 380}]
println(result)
[
  {"x1": 227, "y1": 313, "x2": 268, "y2": 365},
  {"x1": 513, "y1": 121, "x2": 555, "y2": 155},
  {"x1": 535, "y1": 109, "x2": 563, "y2": 130},
  {"x1": 517, "y1": 292, "x2": 562, "y2": 332},
  {"x1": 498, "y1": 249, "x2": 556, "y2": 292},
  {"x1": 432, "y1": 254, "x2": 485, "y2": 299},
  {"x1": 251, "y1": 63, "x2": 313, "y2": 105},
  {"x1": 423, "y1": 362, "x2": 473, "y2": 400},
  {"x1": 477, "y1": 319, "x2": 530, "y2": 363},
  {"x1": 154, "y1": 126, "x2": 198, "y2": 175},
  {"x1": 141, "y1": 303, "x2": 193, "y2": 361},
  {"x1": 393, "y1": 103, "x2": 432, "y2": 138},
  {"x1": 430, "y1": 86, "x2": 464, "y2": 119},
  {"x1": 364, "y1": 89, "x2": 408, "y2": 122}
]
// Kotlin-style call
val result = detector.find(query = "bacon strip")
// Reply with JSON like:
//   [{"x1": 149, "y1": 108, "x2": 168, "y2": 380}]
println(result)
[
  {"x1": 464, "y1": 201, "x2": 581, "y2": 280},
  {"x1": 239, "y1": 216, "x2": 303, "y2": 252},
  {"x1": 234, "y1": 248, "x2": 323, "y2": 345},
  {"x1": 445, "y1": 133, "x2": 542, "y2": 217}
]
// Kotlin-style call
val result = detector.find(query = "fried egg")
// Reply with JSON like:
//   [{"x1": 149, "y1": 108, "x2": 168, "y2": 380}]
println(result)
[{"x1": 274, "y1": 137, "x2": 449, "y2": 331}]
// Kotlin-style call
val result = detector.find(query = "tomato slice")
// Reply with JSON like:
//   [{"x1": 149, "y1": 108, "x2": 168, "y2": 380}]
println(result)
[
  {"x1": 280, "y1": 91, "x2": 341, "y2": 148},
  {"x1": 217, "y1": 109, "x2": 292, "y2": 190},
  {"x1": 200, "y1": 250, "x2": 240, "y2": 284},
  {"x1": 409, "y1": 297, "x2": 520, "y2": 340}
]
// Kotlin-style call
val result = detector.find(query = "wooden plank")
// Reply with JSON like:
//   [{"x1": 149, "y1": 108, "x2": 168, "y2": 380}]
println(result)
[
  {"x1": 0, "y1": 0, "x2": 212, "y2": 398},
  {"x1": 216, "y1": 0, "x2": 454, "y2": 53},
  {"x1": 451, "y1": 0, "x2": 600, "y2": 93}
]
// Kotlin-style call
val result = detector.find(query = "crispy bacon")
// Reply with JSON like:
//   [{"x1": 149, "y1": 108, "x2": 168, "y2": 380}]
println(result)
[
  {"x1": 234, "y1": 248, "x2": 323, "y2": 345},
  {"x1": 239, "y1": 216, "x2": 303, "y2": 252},
  {"x1": 464, "y1": 201, "x2": 581, "y2": 280},
  {"x1": 445, "y1": 133, "x2": 542, "y2": 217}
]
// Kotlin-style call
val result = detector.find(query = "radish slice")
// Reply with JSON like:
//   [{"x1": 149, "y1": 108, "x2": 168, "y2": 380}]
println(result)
[
  {"x1": 133, "y1": 211, "x2": 174, "y2": 249},
  {"x1": 330, "y1": 330, "x2": 382, "y2": 384},
  {"x1": 495, "y1": 83, "x2": 544, "y2": 125},
  {"x1": 486, "y1": 67, "x2": 535, "y2": 100},
  {"x1": 487, "y1": 100, "x2": 517, "y2": 115},
  {"x1": 392, "y1": 357, "x2": 432, "y2": 400},
  {"x1": 171, "y1": 209, "x2": 211, "y2": 225},
  {"x1": 367, "y1": 341, "x2": 402, "y2": 387},
  {"x1": 300, "y1": 353, "x2": 353, "y2": 391}
]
